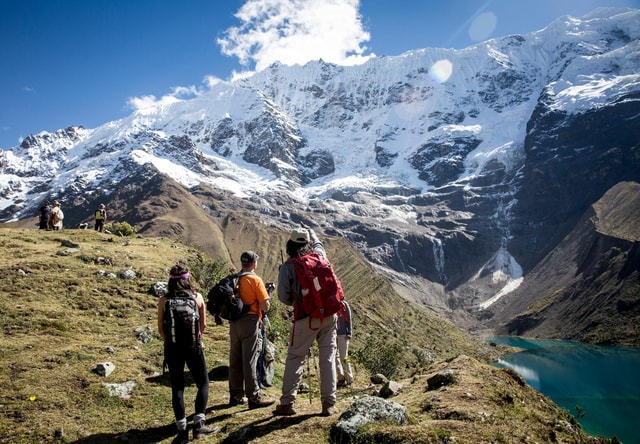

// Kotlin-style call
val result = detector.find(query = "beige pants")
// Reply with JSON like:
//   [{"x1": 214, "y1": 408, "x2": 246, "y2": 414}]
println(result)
[
  {"x1": 280, "y1": 314, "x2": 337, "y2": 407},
  {"x1": 336, "y1": 334, "x2": 354, "y2": 384}
]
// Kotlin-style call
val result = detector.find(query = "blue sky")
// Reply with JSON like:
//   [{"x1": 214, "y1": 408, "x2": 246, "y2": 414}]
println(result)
[{"x1": 1, "y1": 0, "x2": 638, "y2": 149}]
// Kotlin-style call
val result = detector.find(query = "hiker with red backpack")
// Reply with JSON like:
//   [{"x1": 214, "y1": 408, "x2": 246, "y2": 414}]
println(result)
[{"x1": 274, "y1": 224, "x2": 344, "y2": 417}]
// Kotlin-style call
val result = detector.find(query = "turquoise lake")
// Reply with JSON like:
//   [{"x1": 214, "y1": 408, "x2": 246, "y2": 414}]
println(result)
[{"x1": 491, "y1": 337, "x2": 640, "y2": 444}]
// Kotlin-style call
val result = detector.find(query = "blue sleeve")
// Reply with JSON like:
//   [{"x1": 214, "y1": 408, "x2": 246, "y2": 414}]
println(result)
[{"x1": 345, "y1": 301, "x2": 352, "y2": 337}]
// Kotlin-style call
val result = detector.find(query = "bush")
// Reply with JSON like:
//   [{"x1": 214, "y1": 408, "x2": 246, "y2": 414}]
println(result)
[
  {"x1": 185, "y1": 254, "x2": 231, "y2": 295},
  {"x1": 265, "y1": 297, "x2": 292, "y2": 345},
  {"x1": 107, "y1": 221, "x2": 137, "y2": 237},
  {"x1": 352, "y1": 335, "x2": 402, "y2": 379}
]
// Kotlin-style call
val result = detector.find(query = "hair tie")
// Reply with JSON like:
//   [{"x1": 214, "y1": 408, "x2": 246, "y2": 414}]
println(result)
[{"x1": 170, "y1": 272, "x2": 190, "y2": 280}]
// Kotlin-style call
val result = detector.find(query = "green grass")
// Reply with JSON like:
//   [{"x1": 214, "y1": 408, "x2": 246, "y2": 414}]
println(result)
[{"x1": 0, "y1": 228, "x2": 603, "y2": 444}]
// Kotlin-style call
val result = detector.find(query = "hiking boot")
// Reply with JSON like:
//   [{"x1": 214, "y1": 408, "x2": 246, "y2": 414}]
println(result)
[
  {"x1": 193, "y1": 421, "x2": 219, "y2": 440},
  {"x1": 171, "y1": 430, "x2": 189, "y2": 444},
  {"x1": 274, "y1": 403, "x2": 296, "y2": 416},
  {"x1": 321, "y1": 404, "x2": 338, "y2": 417},
  {"x1": 248, "y1": 394, "x2": 276, "y2": 409},
  {"x1": 228, "y1": 395, "x2": 246, "y2": 406}
]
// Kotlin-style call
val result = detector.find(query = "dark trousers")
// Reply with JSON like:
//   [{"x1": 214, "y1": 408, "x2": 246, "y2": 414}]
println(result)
[
  {"x1": 164, "y1": 341, "x2": 209, "y2": 421},
  {"x1": 95, "y1": 220, "x2": 104, "y2": 232}
]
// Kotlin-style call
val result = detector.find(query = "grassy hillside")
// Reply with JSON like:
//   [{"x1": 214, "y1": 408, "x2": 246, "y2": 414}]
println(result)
[{"x1": 0, "y1": 228, "x2": 607, "y2": 443}]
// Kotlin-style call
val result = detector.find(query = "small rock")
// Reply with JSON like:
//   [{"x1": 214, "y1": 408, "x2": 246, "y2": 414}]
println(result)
[
  {"x1": 119, "y1": 270, "x2": 136, "y2": 280},
  {"x1": 94, "y1": 362, "x2": 115, "y2": 377},
  {"x1": 151, "y1": 282, "x2": 168, "y2": 297},
  {"x1": 427, "y1": 369, "x2": 456, "y2": 390},
  {"x1": 56, "y1": 248, "x2": 79, "y2": 256},
  {"x1": 370, "y1": 373, "x2": 388, "y2": 384},
  {"x1": 379, "y1": 380, "x2": 403, "y2": 398},
  {"x1": 330, "y1": 396, "x2": 408, "y2": 443},
  {"x1": 136, "y1": 331, "x2": 150, "y2": 344},
  {"x1": 103, "y1": 381, "x2": 136, "y2": 399}
]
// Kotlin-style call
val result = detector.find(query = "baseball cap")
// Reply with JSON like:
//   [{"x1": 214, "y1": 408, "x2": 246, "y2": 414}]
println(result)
[
  {"x1": 240, "y1": 251, "x2": 259, "y2": 265},
  {"x1": 290, "y1": 228, "x2": 310, "y2": 243}
]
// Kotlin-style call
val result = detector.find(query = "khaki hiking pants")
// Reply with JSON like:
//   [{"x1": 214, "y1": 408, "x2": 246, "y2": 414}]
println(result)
[
  {"x1": 280, "y1": 313, "x2": 337, "y2": 407},
  {"x1": 336, "y1": 334, "x2": 354, "y2": 384}
]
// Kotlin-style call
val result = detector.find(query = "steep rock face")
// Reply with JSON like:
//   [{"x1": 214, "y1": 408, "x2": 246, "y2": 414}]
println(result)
[
  {"x1": 509, "y1": 91, "x2": 640, "y2": 272},
  {"x1": 490, "y1": 181, "x2": 640, "y2": 346}
]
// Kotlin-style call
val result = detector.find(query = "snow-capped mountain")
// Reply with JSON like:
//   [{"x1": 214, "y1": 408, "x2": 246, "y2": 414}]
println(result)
[{"x1": 1, "y1": 7, "x2": 639, "y2": 319}]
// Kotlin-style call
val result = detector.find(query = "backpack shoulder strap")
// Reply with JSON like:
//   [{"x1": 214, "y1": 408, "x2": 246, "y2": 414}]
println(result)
[
  {"x1": 235, "y1": 271, "x2": 256, "y2": 287},
  {"x1": 236, "y1": 271, "x2": 260, "y2": 312},
  {"x1": 169, "y1": 289, "x2": 194, "y2": 299}
]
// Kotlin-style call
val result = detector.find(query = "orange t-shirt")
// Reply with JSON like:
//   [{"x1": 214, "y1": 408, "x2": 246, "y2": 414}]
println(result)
[{"x1": 237, "y1": 273, "x2": 269, "y2": 316}]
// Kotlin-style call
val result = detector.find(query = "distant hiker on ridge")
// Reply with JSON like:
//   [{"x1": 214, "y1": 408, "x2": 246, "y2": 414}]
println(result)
[
  {"x1": 49, "y1": 200, "x2": 64, "y2": 231},
  {"x1": 38, "y1": 200, "x2": 51, "y2": 230},
  {"x1": 94, "y1": 204, "x2": 107, "y2": 232}
]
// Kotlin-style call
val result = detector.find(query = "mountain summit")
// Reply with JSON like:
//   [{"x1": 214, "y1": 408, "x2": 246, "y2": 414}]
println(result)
[{"x1": 1, "y1": 8, "x2": 639, "y2": 341}]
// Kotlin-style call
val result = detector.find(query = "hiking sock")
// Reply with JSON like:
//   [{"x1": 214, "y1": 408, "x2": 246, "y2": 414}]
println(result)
[
  {"x1": 176, "y1": 417, "x2": 187, "y2": 431},
  {"x1": 194, "y1": 413, "x2": 205, "y2": 424}
]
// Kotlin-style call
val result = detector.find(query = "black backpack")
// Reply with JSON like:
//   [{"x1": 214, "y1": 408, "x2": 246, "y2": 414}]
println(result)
[
  {"x1": 206, "y1": 272, "x2": 252, "y2": 321},
  {"x1": 163, "y1": 290, "x2": 200, "y2": 344}
]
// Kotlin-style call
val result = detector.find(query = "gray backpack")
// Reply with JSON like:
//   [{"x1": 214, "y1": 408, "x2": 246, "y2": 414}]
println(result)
[{"x1": 164, "y1": 290, "x2": 200, "y2": 344}]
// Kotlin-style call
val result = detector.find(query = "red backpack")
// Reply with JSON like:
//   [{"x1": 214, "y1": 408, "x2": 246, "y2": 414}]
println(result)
[{"x1": 288, "y1": 252, "x2": 345, "y2": 324}]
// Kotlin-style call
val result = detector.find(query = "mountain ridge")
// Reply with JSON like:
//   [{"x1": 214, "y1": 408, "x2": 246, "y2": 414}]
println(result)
[{"x1": 1, "y1": 7, "x2": 639, "y2": 344}]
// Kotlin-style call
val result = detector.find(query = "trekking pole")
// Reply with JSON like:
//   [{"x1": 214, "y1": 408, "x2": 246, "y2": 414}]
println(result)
[
  {"x1": 311, "y1": 347, "x2": 319, "y2": 389},
  {"x1": 307, "y1": 350, "x2": 312, "y2": 404}
]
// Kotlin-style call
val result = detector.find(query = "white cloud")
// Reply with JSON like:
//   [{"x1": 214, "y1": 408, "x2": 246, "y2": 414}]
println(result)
[
  {"x1": 218, "y1": 0, "x2": 374, "y2": 72},
  {"x1": 169, "y1": 85, "x2": 200, "y2": 99},
  {"x1": 127, "y1": 95, "x2": 176, "y2": 112},
  {"x1": 204, "y1": 75, "x2": 223, "y2": 88},
  {"x1": 127, "y1": 85, "x2": 201, "y2": 112}
]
